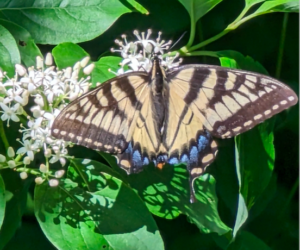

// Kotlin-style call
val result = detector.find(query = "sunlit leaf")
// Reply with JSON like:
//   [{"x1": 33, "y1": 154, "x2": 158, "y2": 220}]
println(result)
[
  {"x1": 0, "y1": 0, "x2": 138, "y2": 44},
  {"x1": 253, "y1": 0, "x2": 299, "y2": 14},
  {"x1": 92, "y1": 56, "x2": 123, "y2": 87},
  {"x1": 127, "y1": 164, "x2": 231, "y2": 235},
  {"x1": 0, "y1": 24, "x2": 20, "y2": 77},
  {"x1": 35, "y1": 159, "x2": 164, "y2": 250},
  {"x1": 0, "y1": 19, "x2": 42, "y2": 68},
  {"x1": 52, "y1": 42, "x2": 89, "y2": 69}
]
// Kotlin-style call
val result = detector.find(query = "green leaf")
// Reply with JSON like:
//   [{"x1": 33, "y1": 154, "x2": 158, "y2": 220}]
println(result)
[
  {"x1": 235, "y1": 122, "x2": 275, "y2": 211},
  {"x1": 0, "y1": 175, "x2": 5, "y2": 229},
  {"x1": 35, "y1": 161, "x2": 164, "y2": 250},
  {"x1": 0, "y1": 170, "x2": 29, "y2": 249},
  {"x1": 126, "y1": 0, "x2": 149, "y2": 14},
  {"x1": 253, "y1": 0, "x2": 299, "y2": 14},
  {"x1": 68, "y1": 158, "x2": 126, "y2": 188},
  {"x1": 232, "y1": 141, "x2": 249, "y2": 238},
  {"x1": 0, "y1": 1, "x2": 137, "y2": 44},
  {"x1": 92, "y1": 56, "x2": 123, "y2": 87},
  {"x1": 247, "y1": 174, "x2": 277, "y2": 220},
  {"x1": 245, "y1": 0, "x2": 266, "y2": 8},
  {"x1": 52, "y1": 42, "x2": 89, "y2": 69},
  {"x1": 0, "y1": 24, "x2": 20, "y2": 77},
  {"x1": 219, "y1": 57, "x2": 237, "y2": 68},
  {"x1": 227, "y1": 230, "x2": 271, "y2": 250},
  {"x1": 34, "y1": 179, "x2": 109, "y2": 250},
  {"x1": 178, "y1": 0, "x2": 223, "y2": 23},
  {"x1": 127, "y1": 164, "x2": 231, "y2": 235},
  {"x1": 0, "y1": 19, "x2": 42, "y2": 68},
  {"x1": 217, "y1": 50, "x2": 269, "y2": 74}
]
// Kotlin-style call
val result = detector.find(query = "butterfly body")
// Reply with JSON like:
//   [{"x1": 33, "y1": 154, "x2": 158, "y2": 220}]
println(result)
[{"x1": 52, "y1": 57, "x2": 297, "y2": 202}]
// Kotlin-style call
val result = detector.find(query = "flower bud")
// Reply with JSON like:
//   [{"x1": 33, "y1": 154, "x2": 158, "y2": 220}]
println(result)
[
  {"x1": 55, "y1": 170, "x2": 65, "y2": 178},
  {"x1": 20, "y1": 172, "x2": 28, "y2": 179},
  {"x1": 35, "y1": 177, "x2": 44, "y2": 184},
  {"x1": 7, "y1": 147, "x2": 15, "y2": 158},
  {"x1": 49, "y1": 179, "x2": 59, "y2": 187}
]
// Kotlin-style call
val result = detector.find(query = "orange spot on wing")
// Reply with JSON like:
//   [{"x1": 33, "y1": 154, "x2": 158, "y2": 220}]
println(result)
[{"x1": 157, "y1": 162, "x2": 165, "y2": 170}]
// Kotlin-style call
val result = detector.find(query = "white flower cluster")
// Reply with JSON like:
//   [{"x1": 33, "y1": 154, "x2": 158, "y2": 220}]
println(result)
[
  {"x1": 0, "y1": 29, "x2": 179, "y2": 186},
  {"x1": 0, "y1": 53, "x2": 94, "y2": 185},
  {"x1": 111, "y1": 29, "x2": 182, "y2": 75}
]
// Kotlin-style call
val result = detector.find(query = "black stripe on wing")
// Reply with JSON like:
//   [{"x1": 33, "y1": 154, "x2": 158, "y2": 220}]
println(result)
[
  {"x1": 51, "y1": 73, "x2": 149, "y2": 153},
  {"x1": 167, "y1": 64, "x2": 298, "y2": 138}
]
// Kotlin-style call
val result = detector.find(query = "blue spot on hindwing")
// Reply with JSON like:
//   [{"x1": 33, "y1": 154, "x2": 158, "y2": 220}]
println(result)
[
  {"x1": 189, "y1": 146, "x2": 198, "y2": 163},
  {"x1": 197, "y1": 134, "x2": 209, "y2": 151},
  {"x1": 180, "y1": 154, "x2": 189, "y2": 163},
  {"x1": 168, "y1": 157, "x2": 179, "y2": 165},
  {"x1": 125, "y1": 142, "x2": 133, "y2": 153},
  {"x1": 132, "y1": 150, "x2": 142, "y2": 167},
  {"x1": 143, "y1": 157, "x2": 149, "y2": 165}
]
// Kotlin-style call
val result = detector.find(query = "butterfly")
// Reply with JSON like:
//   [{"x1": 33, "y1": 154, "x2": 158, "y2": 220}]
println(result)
[{"x1": 51, "y1": 55, "x2": 298, "y2": 202}]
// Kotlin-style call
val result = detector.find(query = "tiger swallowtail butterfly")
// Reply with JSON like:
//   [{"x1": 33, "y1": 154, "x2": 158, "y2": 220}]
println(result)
[{"x1": 51, "y1": 55, "x2": 298, "y2": 202}]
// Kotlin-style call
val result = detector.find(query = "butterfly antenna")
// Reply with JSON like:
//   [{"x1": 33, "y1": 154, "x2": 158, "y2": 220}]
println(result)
[{"x1": 169, "y1": 31, "x2": 187, "y2": 51}]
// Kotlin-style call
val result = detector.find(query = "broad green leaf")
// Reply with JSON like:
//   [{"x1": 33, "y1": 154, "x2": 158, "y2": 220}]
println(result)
[
  {"x1": 34, "y1": 179, "x2": 109, "y2": 250},
  {"x1": 254, "y1": 0, "x2": 299, "y2": 14},
  {"x1": 0, "y1": 24, "x2": 20, "y2": 77},
  {"x1": 178, "y1": 0, "x2": 222, "y2": 23},
  {"x1": 232, "y1": 141, "x2": 249, "y2": 238},
  {"x1": 0, "y1": 175, "x2": 5, "y2": 229},
  {"x1": 69, "y1": 158, "x2": 126, "y2": 188},
  {"x1": 0, "y1": 170, "x2": 29, "y2": 249},
  {"x1": 227, "y1": 230, "x2": 271, "y2": 250},
  {"x1": 35, "y1": 161, "x2": 164, "y2": 250},
  {"x1": 52, "y1": 42, "x2": 89, "y2": 69},
  {"x1": 92, "y1": 56, "x2": 123, "y2": 87},
  {"x1": 127, "y1": 164, "x2": 231, "y2": 235},
  {"x1": 247, "y1": 174, "x2": 277, "y2": 221},
  {"x1": 0, "y1": 19, "x2": 42, "y2": 67},
  {"x1": 245, "y1": 0, "x2": 266, "y2": 7},
  {"x1": 217, "y1": 50, "x2": 268, "y2": 74},
  {"x1": 0, "y1": 1, "x2": 139, "y2": 44},
  {"x1": 235, "y1": 122, "x2": 275, "y2": 211}
]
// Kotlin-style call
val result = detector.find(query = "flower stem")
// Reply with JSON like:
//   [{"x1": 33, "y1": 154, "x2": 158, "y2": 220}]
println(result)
[
  {"x1": 186, "y1": 2, "x2": 196, "y2": 48},
  {"x1": 275, "y1": 13, "x2": 289, "y2": 79},
  {"x1": 0, "y1": 120, "x2": 9, "y2": 151}
]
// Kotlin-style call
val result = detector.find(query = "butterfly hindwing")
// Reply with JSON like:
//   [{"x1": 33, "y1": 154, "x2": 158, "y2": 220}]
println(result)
[
  {"x1": 164, "y1": 87, "x2": 217, "y2": 201},
  {"x1": 52, "y1": 73, "x2": 149, "y2": 153},
  {"x1": 168, "y1": 65, "x2": 298, "y2": 138},
  {"x1": 117, "y1": 86, "x2": 163, "y2": 173}
]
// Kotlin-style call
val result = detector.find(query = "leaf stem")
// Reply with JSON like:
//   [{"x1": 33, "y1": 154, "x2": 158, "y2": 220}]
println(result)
[
  {"x1": 275, "y1": 13, "x2": 289, "y2": 79},
  {"x1": 186, "y1": 1, "x2": 196, "y2": 48},
  {"x1": 0, "y1": 120, "x2": 9, "y2": 151}
]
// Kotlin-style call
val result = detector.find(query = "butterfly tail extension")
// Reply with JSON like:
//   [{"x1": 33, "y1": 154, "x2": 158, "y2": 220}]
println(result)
[{"x1": 187, "y1": 131, "x2": 218, "y2": 203}]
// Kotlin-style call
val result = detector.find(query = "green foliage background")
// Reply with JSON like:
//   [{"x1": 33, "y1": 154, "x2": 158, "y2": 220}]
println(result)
[{"x1": 0, "y1": 0, "x2": 298, "y2": 249}]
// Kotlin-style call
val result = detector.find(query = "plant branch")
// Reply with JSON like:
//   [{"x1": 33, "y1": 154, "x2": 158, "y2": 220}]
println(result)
[
  {"x1": 0, "y1": 120, "x2": 9, "y2": 151},
  {"x1": 275, "y1": 13, "x2": 289, "y2": 79}
]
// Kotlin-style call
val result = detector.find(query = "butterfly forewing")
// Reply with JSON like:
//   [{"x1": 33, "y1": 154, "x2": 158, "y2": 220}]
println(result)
[
  {"x1": 52, "y1": 73, "x2": 149, "y2": 153},
  {"x1": 168, "y1": 65, "x2": 298, "y2": 138}
]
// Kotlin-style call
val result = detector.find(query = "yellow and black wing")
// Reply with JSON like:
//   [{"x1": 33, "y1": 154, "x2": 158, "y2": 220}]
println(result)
[
  {"x1": 165, "y1": 64, "x2": 297, "y2": 201},
  {"x1": 168, "y1": 64, "x2": 298, "y2": 138},
  {"x1": 52, "y1": 72, "x2": 151, "y2": 154}
]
